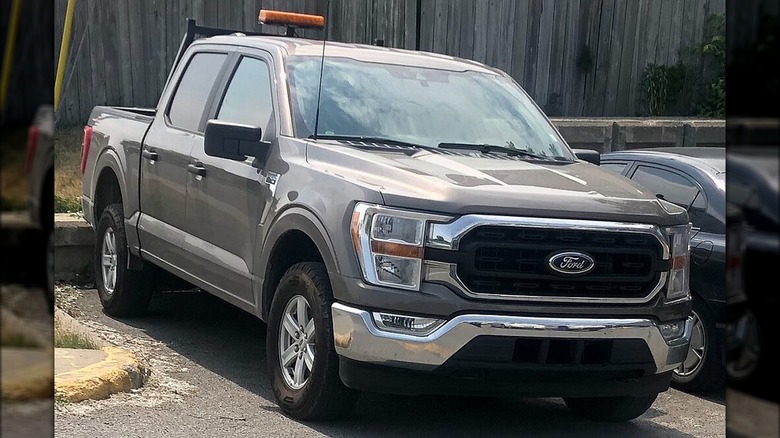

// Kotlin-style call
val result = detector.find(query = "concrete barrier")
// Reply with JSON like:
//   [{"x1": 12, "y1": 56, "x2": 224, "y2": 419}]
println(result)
[
  {"x1": 54, "y1": 213, "x2": 94, "y2": 283},
  {"x1": 550, "y1": 118, "x2": 725, "y2": 153}
]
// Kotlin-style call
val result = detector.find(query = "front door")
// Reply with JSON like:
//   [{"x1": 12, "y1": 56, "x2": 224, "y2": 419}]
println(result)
[{"x1": 184, "y1": 53, "x2": 278, "y2": 307}]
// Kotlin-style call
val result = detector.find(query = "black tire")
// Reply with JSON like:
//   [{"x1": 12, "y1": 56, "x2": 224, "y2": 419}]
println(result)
[
  {"x1": 564, "y1": 393, "x2": 658, "y2": 422},
  {"x1": 728, "y1": 305, "x2": 770, "y2": 395},
  {"x1": 94, "y1": 204, "x2": 153, "y2": 317},
  {"x1": 266, "y1": 262, "x2": 359, "y2": 420},
  {"x1": 671, "y1": 297, "x2": 724, "y2": 392}
]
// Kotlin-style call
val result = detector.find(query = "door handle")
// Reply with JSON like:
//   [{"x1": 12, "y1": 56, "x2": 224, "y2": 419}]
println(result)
[
  {"x1": 188, "y1": 163, "x2": 207, "y2": 177},
  {"x1": 142, "y1": 150, "x2": 158, "y2": 160}
]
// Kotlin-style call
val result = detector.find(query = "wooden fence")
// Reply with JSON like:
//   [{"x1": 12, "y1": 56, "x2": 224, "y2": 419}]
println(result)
[
  {"x1": 54, "y1": 0, "x2": 726, "y2": 126},
  {"x1": 1, "y1": 0, "x2": 54, "y2": 126}
]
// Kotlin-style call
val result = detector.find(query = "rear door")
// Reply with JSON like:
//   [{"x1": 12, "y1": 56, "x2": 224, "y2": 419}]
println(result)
[
  {"x1": 138, "y1": 49, "x2": 229, "y2": 270},
  {"x1": 183, "y1": 50, "x2": 278, "y2": 308}
]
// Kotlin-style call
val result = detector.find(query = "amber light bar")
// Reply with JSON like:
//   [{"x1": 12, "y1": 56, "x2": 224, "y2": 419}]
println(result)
[{"x1": 258, "y1": 10, "x2": 325, "y2": 29}]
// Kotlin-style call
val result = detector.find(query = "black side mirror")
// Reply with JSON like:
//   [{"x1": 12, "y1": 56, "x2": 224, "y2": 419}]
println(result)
[
  {"x1": 572, "y1": 149, "x2": 600, "y2": 165},
  {"x1": 204, "y1": 120, "x2": 270, "y2": 164}
]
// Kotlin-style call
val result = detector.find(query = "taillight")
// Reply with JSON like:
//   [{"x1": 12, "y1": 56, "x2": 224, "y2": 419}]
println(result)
[
  {"x1": 80, "y1": 125, "x2": 93, "y2": 175},
  {"x1": 24, "y1": 125, "x2": 39, "y2": 175}
]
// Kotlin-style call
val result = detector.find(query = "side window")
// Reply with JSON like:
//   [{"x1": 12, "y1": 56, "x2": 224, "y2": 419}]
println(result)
[
  {"x1": 216, "y1": 57, "x2": 274, "y2": 135},
  {"x1": 168, "y1": 52, "x2": 227, "y2": 132},
  {"x1": 630, "y1": 165, "x2": 699, "y2": 208},
  {"x1": 601, "y1": 162, "x2": 628, "y2": 175}
]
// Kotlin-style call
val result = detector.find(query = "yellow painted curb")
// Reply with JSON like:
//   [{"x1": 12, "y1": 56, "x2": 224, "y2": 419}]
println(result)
[
  {"x1": 1, "y1": 349, "x2": 54, "y2": 401},
  {"x1": 55, "y1": 347, "x2": 148, "y2": 403}
]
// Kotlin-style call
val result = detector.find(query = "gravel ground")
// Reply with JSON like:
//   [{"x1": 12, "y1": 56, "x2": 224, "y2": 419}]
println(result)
[{"x1": 54, "y1": 286, "x2": 728, "y2": 438}]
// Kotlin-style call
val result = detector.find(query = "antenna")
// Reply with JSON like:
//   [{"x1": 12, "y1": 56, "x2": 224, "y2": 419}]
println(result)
[{"x1": 311, "y1": 0, "x2": 330, "y2": 140}]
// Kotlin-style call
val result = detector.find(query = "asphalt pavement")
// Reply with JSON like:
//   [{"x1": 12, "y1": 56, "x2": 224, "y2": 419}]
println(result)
[{"x1": 53, "y1": 287, "x2": 731, "y2": 438}]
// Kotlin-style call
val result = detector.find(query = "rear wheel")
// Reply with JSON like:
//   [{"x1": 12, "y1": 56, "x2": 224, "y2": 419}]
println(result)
[
  {"x1": 564, "y1": 393, "x2": 658, "y2": 422},
  {"x1": 95, "y1": 204, "x2": 153, "y2": 317},
  {"x1": 266, "y1": 262, "x2": 359, "y2": 420}
]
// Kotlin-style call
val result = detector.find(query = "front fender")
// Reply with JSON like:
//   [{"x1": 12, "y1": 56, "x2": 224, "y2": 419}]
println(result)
[{"x1": 255, "y1": 206, "x2": 343, "y2": 318}]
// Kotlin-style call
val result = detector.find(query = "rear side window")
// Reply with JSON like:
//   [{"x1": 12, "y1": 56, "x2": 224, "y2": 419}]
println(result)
[
  {"x1": 216, "y1": 57, "x2": 274, "y2": 133},
  {"x1": 630, "y1": 165, "x2": 699, "y2": 208},
  {"x1": 601, "y1": 162, "x2": 628, "y2": 175},
  {"x1": 168, "y1": 52, "x2": 227, "y2": 132}
]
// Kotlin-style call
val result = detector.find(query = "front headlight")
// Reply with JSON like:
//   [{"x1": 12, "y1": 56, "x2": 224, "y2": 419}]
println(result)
[
  {"x1": 665, "y1": 223, "x2": 692, "y2": 301},
  {"x1": 351, "y1": 203, "x2": 450, "y2": 290}
]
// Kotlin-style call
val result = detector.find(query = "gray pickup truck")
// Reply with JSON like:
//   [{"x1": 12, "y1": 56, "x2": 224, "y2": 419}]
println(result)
[{"x1": 81, "y1": 14, "x2": 694, "y2": 422}]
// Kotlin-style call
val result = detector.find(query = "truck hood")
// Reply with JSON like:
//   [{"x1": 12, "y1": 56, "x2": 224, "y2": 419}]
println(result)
[{"x1": 306, "y1": 142, "x2": 688, "y2": 226}]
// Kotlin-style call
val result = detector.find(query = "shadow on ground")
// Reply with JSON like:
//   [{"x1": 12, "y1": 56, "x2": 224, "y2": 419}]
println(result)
[{"x1": 102, "y1": 290, "x2": 709, "y2": 438}]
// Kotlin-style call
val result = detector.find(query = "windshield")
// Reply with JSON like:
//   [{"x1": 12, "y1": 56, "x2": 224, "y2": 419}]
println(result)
[{"x1": 286, "y1": 56, "x2": 574, "y2": 159}]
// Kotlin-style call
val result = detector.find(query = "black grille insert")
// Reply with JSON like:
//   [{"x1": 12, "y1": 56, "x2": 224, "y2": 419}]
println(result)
[{"x1": 428, "y1": 225, "x2": 665, "y2": 300}]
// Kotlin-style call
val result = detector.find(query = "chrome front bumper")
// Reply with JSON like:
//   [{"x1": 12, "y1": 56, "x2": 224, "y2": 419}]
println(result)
[{"x1": 332, "y1": 302, "x2": 693, "y2": 374}]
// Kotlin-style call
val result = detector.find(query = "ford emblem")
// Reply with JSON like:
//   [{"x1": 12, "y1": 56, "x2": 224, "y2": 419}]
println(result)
[{"x1": 547, "y1": 251, "x2": 595, "y2": 275}]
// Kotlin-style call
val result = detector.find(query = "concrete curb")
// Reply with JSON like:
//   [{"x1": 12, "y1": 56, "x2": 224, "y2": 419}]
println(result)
[
  {"x1": 55, "y1": 346, "x2": 148, "y2": 403},
  {"x1": 54, "y1": 213, "x2": 94, "y2": 283}
]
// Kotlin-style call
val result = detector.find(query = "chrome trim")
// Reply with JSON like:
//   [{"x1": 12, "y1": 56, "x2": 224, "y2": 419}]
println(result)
[
  {"x1": 423, "y1": 260, "x2": 669, "y2": 304},
  {"x1": 352, "y1": 203, "x2": 453, "y2": 291},
  {"x1": 332, "y1": 302, "x2": 693, "y2": 374},
  {"x1": 427, "y1": 215, "x2": 670, "y2": 259}
]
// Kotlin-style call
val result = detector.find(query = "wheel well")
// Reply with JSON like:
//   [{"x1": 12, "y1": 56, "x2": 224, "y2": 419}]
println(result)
[
  {"x1": 94, "y1": 168, "x2": 123, "y2": 221},
  {"x1": 263, "y1": 230, "x2": 324, "y2": 318}
]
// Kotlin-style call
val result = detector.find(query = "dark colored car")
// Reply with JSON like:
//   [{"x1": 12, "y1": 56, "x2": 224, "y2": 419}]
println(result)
[
  {"x1": 726, "y1": 144, "x2": 779, "y2": 396},
  {"x1": 600, "y1": 147, "x2": 726, "y2": 392},
  {"x1": 724, "y1": 202, "x2": 761, "y2": 385}
]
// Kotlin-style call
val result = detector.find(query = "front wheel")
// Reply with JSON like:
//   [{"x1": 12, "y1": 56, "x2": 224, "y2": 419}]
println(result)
[
  {"x1": 266, "y1": 262, "x2": 359, "y2": 420},
  {"x1": 564, "y1": 393, "x2": 658, "y2": 422}
]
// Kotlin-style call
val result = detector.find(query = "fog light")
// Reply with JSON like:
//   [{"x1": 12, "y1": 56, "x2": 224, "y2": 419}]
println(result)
[
  {"x1": 659, "y1": 320, "x2": 686, "y2": 340},
  {"x1": 372, "y1": 312, "x2": 445, "y2": 336}
]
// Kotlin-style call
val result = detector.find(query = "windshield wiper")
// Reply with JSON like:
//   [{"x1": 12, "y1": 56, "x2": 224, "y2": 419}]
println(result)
[
  {"x1": 437, "y1": 142, "x2": 562, "y2": 160},
  {"x1": 309, "y1": 134, "x2": 431, "y2": 150}
]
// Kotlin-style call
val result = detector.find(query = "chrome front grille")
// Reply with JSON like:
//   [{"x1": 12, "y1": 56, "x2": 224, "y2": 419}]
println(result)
[{"x1": 425, "y1": 216, "x2": 669, "y2": 304}]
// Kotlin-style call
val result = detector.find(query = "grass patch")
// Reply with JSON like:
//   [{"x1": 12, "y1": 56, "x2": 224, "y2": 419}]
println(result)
[
  {"x1": 54, "y1": 126, "x2": 84, "y2": 213},
  {"x1": 54, "y1": 331, "x2": 101, "y2": 350},
  {"x1": 54, "y1": 308, "x2": 101, "y2": 350}
]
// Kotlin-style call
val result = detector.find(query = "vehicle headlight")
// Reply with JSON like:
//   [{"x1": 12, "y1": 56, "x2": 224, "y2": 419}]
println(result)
[
  {"x1": 665, "y1": 223, "x2": 692, "y2": 301},
  {"x1": 351, "y1": 203, "x2": 450, "y2": 290}
]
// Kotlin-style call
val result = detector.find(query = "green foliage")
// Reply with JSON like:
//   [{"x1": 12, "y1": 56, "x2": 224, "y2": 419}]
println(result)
[
  {"x1": 54, "y1": 195, "x2": 81, "y2": 213},
  {"x1": 639, "y1": 14, "x2": 725, "y2": 117}
]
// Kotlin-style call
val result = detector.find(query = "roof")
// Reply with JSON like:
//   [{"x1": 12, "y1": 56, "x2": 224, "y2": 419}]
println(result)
[
  {"x1": 601, "y1": 147, "x2": 725, "y2": 174},
  {"x1": 196, "y1": 35, "x2": 500, "y2": 74}
]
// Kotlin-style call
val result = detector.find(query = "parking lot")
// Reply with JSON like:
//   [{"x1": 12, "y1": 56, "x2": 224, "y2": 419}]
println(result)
[{"x1": 53, "y1": 287, "x2": 730, "y2": 438}]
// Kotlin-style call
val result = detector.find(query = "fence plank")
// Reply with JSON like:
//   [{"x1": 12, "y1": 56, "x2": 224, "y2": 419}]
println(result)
[
  {"x1": 628, "y1": 0, "x2": 650, "y2": 115},
  {"x1": 562, "y1": 0, "x2": 580, "y2": 115},
  {"x1": 615, "y1": 0, "x2": 638, "y2": 115}
]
